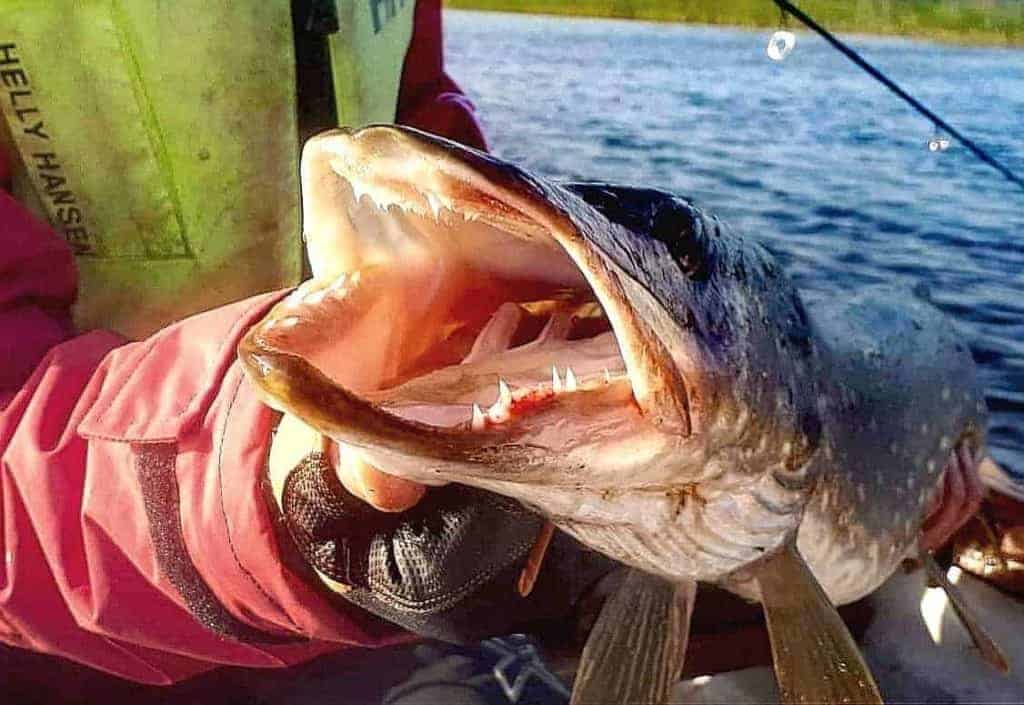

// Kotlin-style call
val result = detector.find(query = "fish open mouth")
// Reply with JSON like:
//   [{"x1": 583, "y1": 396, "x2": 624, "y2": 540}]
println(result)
[{"x1": 240, "y1": 126, "x2": 690, "y2": 482}]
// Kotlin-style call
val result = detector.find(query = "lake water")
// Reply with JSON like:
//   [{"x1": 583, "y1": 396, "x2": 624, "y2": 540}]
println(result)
[{"x1": 446, "y1": 10, "x2": 1024, "y2": 480}]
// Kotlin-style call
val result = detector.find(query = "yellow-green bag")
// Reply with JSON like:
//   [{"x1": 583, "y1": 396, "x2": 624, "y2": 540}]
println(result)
[{"x1": 0, "y1": 0, "x2": 414, "y2": 338}]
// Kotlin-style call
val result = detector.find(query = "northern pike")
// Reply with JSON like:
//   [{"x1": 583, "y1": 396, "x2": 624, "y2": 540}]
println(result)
[{"x1": 239, "y1": 126, "x2": 998, "y2": 704}]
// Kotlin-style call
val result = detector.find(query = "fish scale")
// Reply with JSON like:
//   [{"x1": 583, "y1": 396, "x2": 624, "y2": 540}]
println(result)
[{"x1": 788, "y1": 288, "x2": 985, "y2": 604}]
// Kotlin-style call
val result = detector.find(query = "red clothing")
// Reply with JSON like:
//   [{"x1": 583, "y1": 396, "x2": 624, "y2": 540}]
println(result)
[
  {"x1": 0, "y1": 1, "x2": 485, "y2": 684},
  {"x1": 397, "y1": 0, "x2": 488, "y2": 152}
]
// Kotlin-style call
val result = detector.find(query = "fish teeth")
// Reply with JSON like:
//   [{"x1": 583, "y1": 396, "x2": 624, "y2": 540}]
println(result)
[
  {"x1": 551, "y1": 365, "x2": 563, "y2": 393},
  {"x1": 488, "y1": 379, "x2": 513, "y2": 422},
  {"x1": 565, "y1": 367, "x2": 578, "y2": 392},
  {"x1": 350, "y1": 180, "x2": 367, "y2": 203},
  {"x1": 286, "y1": 281, "x2": 313, "y2": 306},
  {"x1": 327, "y1": 272, "x2": 348, "y2": 291},
  {"x1": 603, "y1": 368, "x2": 612, "y2": 384},
  {"x1": 351, "y1": 181, "x2": 382, "y2": 210},
  {"x1": 304, "y1": 288, "x2": 329, "y2": 305},
  {"x1": 498, "y1": 378, "x2": 512, "y2": 406},
  {"x1": 326, "y1": 272, "x2": 354, "y2": 296},
  {"x1": 425, "y1": 192, "x2": 443, "y2": 220},
  {"x1": 471, "y1": 403, "x2": 486, "y2": 431}
]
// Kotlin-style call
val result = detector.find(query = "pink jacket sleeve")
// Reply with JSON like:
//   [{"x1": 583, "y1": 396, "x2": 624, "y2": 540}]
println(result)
[
  {"x1": 0, "y1": 0, "x2": 484, "y2": 683},
  {"x1": 0, "y1": 190, "x2": 411, "y2": 685}
]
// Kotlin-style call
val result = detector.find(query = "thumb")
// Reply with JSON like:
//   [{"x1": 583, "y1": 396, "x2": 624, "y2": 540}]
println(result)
[{"x1": 330, "y1": 440, "x2": 428, "y2": 513}]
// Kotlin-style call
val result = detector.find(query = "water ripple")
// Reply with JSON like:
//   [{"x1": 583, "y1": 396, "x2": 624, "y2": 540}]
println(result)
[{"x1": 448, "y1": 10, "x2": 1024, "y2": 480}]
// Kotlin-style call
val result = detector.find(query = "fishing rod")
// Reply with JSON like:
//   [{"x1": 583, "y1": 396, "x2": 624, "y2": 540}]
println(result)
[{"x1": 771, "y1": 0, "x2": 1024, "y2": 193}]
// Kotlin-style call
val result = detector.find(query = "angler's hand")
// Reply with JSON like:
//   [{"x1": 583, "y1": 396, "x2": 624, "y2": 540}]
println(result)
[
  {"x1": 267, "y1": 414, "x2": 615, "y2": 645},
  {"x1": 920, "y1": 442, "x2": 985, "y2": 552}
]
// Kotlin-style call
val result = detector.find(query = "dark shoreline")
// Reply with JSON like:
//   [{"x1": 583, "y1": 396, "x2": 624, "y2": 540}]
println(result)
[{"x1": 446, "y1": 2, "x2": 1024, "y2": 48}]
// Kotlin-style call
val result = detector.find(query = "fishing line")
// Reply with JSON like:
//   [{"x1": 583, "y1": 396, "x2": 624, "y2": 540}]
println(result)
[{"x1": 772, "y1": 0, "x2": 1024, "y2": 193}]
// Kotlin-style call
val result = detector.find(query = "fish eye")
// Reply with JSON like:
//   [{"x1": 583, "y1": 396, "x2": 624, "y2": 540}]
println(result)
[{"x1": 650, "y1": 201, "x2": 708, "y2": 282}]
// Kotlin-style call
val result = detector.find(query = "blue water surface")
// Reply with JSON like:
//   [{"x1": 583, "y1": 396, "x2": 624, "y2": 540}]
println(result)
[{"x1": 446, "y1": 10, "x2": 1024, "y2": 479}]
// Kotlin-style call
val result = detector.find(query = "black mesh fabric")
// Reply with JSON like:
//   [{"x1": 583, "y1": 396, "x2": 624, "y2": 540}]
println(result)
[{"x1": 278, "y1": 452, "x2": 615, "y2": 644}]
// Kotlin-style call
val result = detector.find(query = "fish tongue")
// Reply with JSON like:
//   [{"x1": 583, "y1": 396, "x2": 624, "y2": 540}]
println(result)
[{"x1": 757, "y1": 541, "x2": 883, "y2": 705}]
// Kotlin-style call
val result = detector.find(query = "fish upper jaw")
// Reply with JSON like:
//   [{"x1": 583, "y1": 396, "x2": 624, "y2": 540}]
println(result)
[{"x1": 301, "y1": 126, "x2": 692, "y2": 430}]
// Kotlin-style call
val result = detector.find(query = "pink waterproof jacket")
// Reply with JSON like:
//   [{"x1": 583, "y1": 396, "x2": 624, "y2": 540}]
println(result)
[{"x1": 0, "y1": 0, "x2": 486, "y2": 684}]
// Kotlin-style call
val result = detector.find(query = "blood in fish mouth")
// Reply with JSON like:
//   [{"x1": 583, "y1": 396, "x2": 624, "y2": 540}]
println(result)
[{"x1": 470, "y1": 368, "x2": 608, "y2": 430}]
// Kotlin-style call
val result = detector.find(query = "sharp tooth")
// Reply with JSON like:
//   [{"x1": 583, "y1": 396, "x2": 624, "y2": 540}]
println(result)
[
  {"x1": 498, "y1": 379, "x2": 512, "y2": 406},
  {"x1": 304, "y1": 288, "x2": 329, "y2": 305},
  {"x1": 426, "y1": 192, "x2": 443, "y2": 220},
  {"x1": 565, "y1": 367, "x2": 578, "y2": 392},
  {"x1": 350, "y1": 181, "x2": 367, "y2": 203},
  {"x1": 551, "y1": 366, "x2": 563, "y2": 393},
  {"x1": 471, "y1": 403, "x2": 486, "y2": 431},
  {"x1": 489, "y1": 379, "x2": 513, "y2": 422},
  {"x1": 604, "y1": 368, "x2": 612, "y2": 384},
  {"x1": 327, "y1": 272, "x2": 349, "y2": 293},
  {"x1": 353, "y1": 183, "x2": 381, "y2": 210},
  {"x1": 287, "y1": 278, "x2": 320, "y2": 305}
]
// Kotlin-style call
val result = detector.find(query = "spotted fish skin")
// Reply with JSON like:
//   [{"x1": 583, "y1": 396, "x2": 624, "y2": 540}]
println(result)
[
  {"x1": 574, "y1": 186, "x2": 987, "y2": 605},
  {"x1": 788, "y1": 288, "x2": 986, "y2": 604}
]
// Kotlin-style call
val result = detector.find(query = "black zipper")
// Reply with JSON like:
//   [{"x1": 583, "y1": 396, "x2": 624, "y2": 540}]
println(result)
[{"x1": 291, "y1": 0, "x2": 340, "y2": 145}]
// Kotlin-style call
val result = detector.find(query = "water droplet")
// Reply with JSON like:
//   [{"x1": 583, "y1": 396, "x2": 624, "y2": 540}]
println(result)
[{"x1": 766, "y1": 30, "x2": 796, "y2": 62}]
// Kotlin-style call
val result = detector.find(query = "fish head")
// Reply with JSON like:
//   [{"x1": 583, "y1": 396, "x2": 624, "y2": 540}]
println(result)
[
  {"x1": 239, "y1": 126, "x2": 823, "y2": 580},
  {"x1": 558, "y1": 182, "x2": 825, "y2": 478}
]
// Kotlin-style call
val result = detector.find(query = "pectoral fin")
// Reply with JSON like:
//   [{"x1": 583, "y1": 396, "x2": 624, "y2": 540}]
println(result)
[
  {"x1": 570, "y1": 570, "x2": 696, "y2": 705},
  {"x1": 518, "y1": 520, "x2": 556, "y2": 597},
  {"x1": 920, "y1": 549, "x2": 1009, "y2": 673},
  {"x1": 757, "y1": 541, "x2": 883, "y2": 705}
]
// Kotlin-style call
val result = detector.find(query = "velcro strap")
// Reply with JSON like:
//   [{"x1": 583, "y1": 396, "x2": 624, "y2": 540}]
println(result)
[{"x1": 135, "y1": 442, "x2": 299, "y2": 644}]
